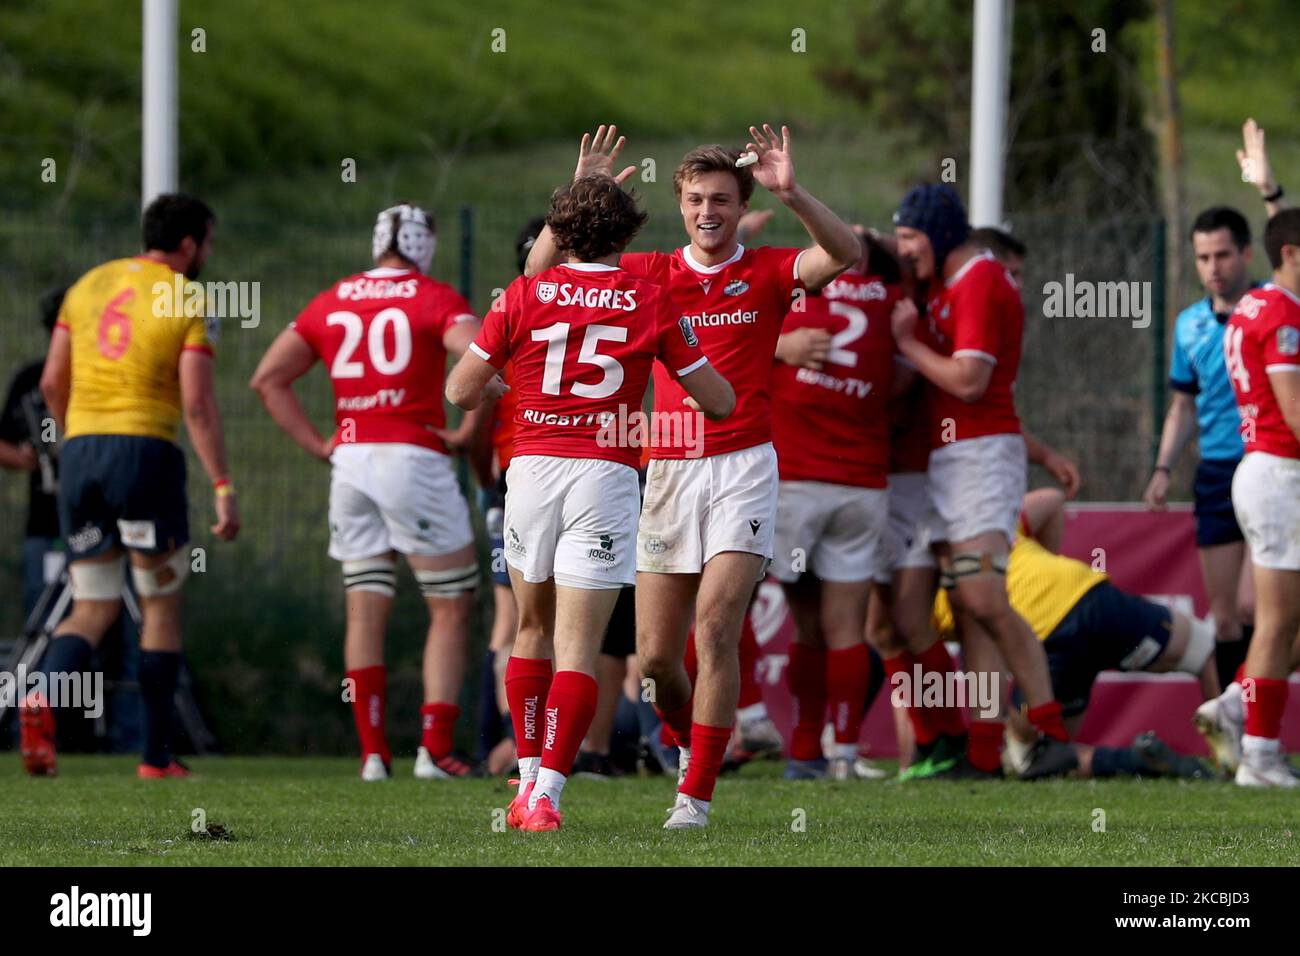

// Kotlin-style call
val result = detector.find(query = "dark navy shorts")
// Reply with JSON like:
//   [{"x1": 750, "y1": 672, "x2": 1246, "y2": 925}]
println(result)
[
  {"x1": 1042, "y1": 582, "x2": 1174, "y2": 718},
  {"x1": 1193, "y1": 457, "x2": 1244, "y2": 547},
  {"x1": 479, "y1": 473, "x2": 510, "y2": 588},
  {"x1": 59, "y1": 435, "x2": 189, "y2": 559},
  {"x1": 600, "y1": 585, "x2": 636, "y2": 658}
]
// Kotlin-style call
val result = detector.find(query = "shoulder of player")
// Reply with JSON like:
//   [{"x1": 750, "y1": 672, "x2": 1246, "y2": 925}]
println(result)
[
  {"x1": 744, "y1": 244, "x2": 805, "y2": 273},
  {"x1": 618, "y1": 250, "x2": 671, "y2": 276},
  {"x1": 1247, "y1": 286, "x2": 1300, "y2": 335},
  {"x1": 72, "y1": 257, "x2": 138, "y2": 293},
  {"x1": 1174, "y1": 297, "x2": 1213, "y2": 330},
  {"x1": 947, "y1": 252, "x2": 1008, "y2": 291}
]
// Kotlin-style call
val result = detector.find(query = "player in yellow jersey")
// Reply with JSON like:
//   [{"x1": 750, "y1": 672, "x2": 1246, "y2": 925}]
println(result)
[
  {"x1": 931, "y1": 489, "x2": 1218, "y2": 779},
  {"x1": 24, "y1": 194, "x2": 239, "y2": 778}
]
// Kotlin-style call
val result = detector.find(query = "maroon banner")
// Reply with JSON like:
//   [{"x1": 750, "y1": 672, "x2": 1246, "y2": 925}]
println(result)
[{"x1": 752, "y1": 504, "x2": 1300, "y2": 757}]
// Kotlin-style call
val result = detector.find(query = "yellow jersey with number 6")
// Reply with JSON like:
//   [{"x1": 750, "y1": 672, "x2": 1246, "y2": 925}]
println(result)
[{"x1": 58, "y1": 257, "x2": 215, "y2": 442}]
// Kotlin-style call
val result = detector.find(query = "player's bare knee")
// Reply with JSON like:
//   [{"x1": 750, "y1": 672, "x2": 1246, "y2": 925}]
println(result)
[{"x1": 636, "y1": 644, "x2": 676, "y2": 683}]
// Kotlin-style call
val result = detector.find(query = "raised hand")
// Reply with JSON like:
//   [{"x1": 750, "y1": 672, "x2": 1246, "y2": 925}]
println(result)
[
  {"x1": 1237, "y1": 118, "x2": 1277, "y2": 196},
  {"x1": 745, "y1": 124, "x2": 796, "y2": 198},
  {"x1": 575, "y1": 125, "x2": 637, "y2": 185}
]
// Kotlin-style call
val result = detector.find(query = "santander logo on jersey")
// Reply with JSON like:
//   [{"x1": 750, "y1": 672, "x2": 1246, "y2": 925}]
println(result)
[
  {"x1": 685, "y1": 308, "x2": 759, "y2": 327},
  {"x1": 536, "y1": 281, "x2": 638, "y2": 312}
]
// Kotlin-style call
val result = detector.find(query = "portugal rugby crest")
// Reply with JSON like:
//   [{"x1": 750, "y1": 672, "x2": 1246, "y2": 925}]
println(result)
[{"x1": 535, "y1": 281, "x2": 558, "y2": 304}]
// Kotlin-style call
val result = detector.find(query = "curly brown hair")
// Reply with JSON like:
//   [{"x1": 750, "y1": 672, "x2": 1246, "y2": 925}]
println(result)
[
  {"x1": 546, "y1": 176, "x2": 648, "y2": 262},
  {"x1": 672, "y1": 145, "x2": 754, "y2": 203}
]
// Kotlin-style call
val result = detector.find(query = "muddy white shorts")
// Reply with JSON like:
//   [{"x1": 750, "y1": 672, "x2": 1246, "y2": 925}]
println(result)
[
  {"x1": 928, "y1": 434, "x2": 1026, "y2": 546},
  {"x1": 770, "y1": 480, "x2": 888, "y2": 583},
  {"x1": 504, "y1": 455, "x2": 641, "y2": 589},
  {"x1": 874, "y1": 471, "x2": 946, "y2": 583},
  {"x1": 1233, "y1": 451, "x2": 1300, "y2": 571},
  {"x1": 328, "y1": 443, "x2": 474, "y2": 561},
  {"x1": 637, "y1": 442, "x2": 778, "y2": 574}
]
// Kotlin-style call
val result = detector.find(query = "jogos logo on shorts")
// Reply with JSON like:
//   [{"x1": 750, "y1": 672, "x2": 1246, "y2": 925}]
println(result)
[{"x1": 588, "y1": 534, "x2": 616, "y2": 563}]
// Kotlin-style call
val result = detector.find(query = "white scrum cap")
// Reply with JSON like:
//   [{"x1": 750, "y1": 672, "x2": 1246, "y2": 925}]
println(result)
[{"x1": 372, "y1": 203, "x2": 436, "y2": 274}]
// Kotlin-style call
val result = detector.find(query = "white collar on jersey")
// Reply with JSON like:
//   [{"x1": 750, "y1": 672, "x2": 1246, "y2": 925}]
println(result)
[
  {"x1": 1263, "y1": 282, "x2": 1300, "y2": 307},
  {"x1": 364, "y1": 266, "x2": 414, "y2": 277},
  {"x1": 559, "y1": 262, "x2": 620, "y2": 272},
  {"x1": 681, "y1": 243, "x2": 746, "y2": 274},
  {"x1": 944, "y1": 250, "x2": 996, "y2": 288}
]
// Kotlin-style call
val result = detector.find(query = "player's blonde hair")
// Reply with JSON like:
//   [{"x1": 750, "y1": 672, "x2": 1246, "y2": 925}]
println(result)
[{"x1": 673, "y1": 146, "x2": 754, "y2": 203}]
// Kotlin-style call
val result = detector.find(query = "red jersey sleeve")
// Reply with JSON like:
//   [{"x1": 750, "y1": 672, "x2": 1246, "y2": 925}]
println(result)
[
  {"x1": 619, "y1": 251, "x2": 672, "y2": 283},
  {"x1": 948, "y1": 259, "x2": 1002, "y2": 364},
  {"x1": 1261, "y1": 298, "x2": 1300, "y2": 373},
  {"x1": 469, "y1": 279, "x2": 520, "y2": 370},
  {"x1": 432, "y1": 286, "x2": 479, "y2": 336},
  {"x1": 288, "y1": 292, "x2": 329, "y2": 356},
  {"x1": 654, "y1": 286, "x2": 709, "y2": 380},
  {"x1": 759, "y1": 246, "x2": 805, "y2": 304}
]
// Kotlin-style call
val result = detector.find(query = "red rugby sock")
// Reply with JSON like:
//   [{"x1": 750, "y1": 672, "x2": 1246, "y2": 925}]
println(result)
[
  {"x1": 540, "y1": 670, "x2": 599, "y2": 776},
  {"x1": 1027, "y1": 700, "x2": 1069, "y2": 742},
  {"x1": 419, "y1": 702, "x2": 459, "y2": 759},
  {"x1": 1243, "y1": 676, "x2": 1288, "y2": 740},
  {"x1": 505, "y1": 656, "x2": 553, "y2": 760},
  {"x1": 916, "y1": 640, "x2": 967, "y2": 737},
  {"x1": 826, "y1": 645, "x2": 871, "y2": 745},
  {"x1": 347, "y1": 665, "x2": 389, "y2": 763},
  {"x1": 655, "y1": 698, "x2": 694, "y2": 749},
  {"x1": 679, "y1": 722, "x2": 731, "y2": 802},
  {"x1": 883, "y1": 651, "x2": 938, "y2": 746},
  {"x1": 968, "y1": 719, "x2": 1004, "y2": 772},
  {"x1": 787, "y1": 642, "x2": 827, "y2": 761}
]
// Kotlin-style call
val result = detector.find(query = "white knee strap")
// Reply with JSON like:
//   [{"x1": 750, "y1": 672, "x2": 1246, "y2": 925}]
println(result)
[
  {"x1": 69, "y1": 556, "x2": 126, "y2": 601},
  {"x1": 415, "y1": 564, "x2": 479, "y2": 597},
  {"x1": 1175, "y1": 615, "x2": 1216, "y2": 675},
  {"x1": 343, "y1": 557, "x2": 397, "y2": 597},
  {"x1": 131, "y1": 549, "x2": 191, "y2": 597}
]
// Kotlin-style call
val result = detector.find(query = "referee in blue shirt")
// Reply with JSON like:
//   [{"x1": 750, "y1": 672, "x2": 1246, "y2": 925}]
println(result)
[{"x1": 1143, "y1": 207, "x2": 1257, "y2": 684}]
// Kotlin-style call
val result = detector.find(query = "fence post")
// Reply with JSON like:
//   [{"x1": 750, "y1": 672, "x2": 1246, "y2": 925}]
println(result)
[
  {"x1": 1150, "y1": 217, "x2": 1167, "y2": 467},
  {"x1": 458, "y1": 204, "x2": 474, "y2": 301}
]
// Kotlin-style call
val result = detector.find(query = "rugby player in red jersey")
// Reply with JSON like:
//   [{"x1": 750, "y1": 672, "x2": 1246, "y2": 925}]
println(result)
[
  {"x1": 769, "y1": 232, "x2": 901, "y2": 780},
  {"x1": 447, "y1": 175, "x2": 734, "y2": 830},
  {"x1": 1222, "y1": 209, "x2": 1300, "y2": 788},
  {"x1": 526, "y1": 125, "x2": 859, "y2": 826},
  {"x1": 890, "y1": 184, "x2": 1076, "y2": 778},
  {"x1": 251, "y1": 204, "x2": 482, "y2": 781}
]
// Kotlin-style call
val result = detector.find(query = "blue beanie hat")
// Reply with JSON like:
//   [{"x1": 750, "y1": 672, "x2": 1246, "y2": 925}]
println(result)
[{"x1": 893, "y1": 184, "x2": 970, "y2": 272}]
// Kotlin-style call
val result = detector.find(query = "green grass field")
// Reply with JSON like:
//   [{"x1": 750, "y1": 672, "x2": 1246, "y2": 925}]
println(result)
[{"x1": 1, "y1": 756, "x2": 1296, "y2": 866}]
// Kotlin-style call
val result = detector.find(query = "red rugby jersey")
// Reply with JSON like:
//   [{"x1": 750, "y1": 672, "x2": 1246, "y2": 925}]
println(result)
[
  {"x1": 770, "y1": 271, "x2": 900, "y2": 487},
  {"x1": 291, "y1": 267, "x2": 477, "y2": 453},
  {"x1": 470, "y1": 262, "x2": 707, "y2": 467},
  {"x1": 920, "y1": 253, "x2": 1023, "y2": 447},
  {"x1": 621, "y1": 244, "x2": 803, "y2": 459},
  {"x1": 1224, "y1": 283, "x2": 1300, "y2": 459}
]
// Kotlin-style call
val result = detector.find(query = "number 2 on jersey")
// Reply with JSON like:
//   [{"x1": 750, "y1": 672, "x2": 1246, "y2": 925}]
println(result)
[
  {"x1": 826, "y1": 301, "x2": 867, "y2": 368},
  {"x1": 532, "y1": 322, "x2": 627, "y2": 399},
  {"x1": 327, "y1": 308, "x2": 412, "y2": 378}
]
